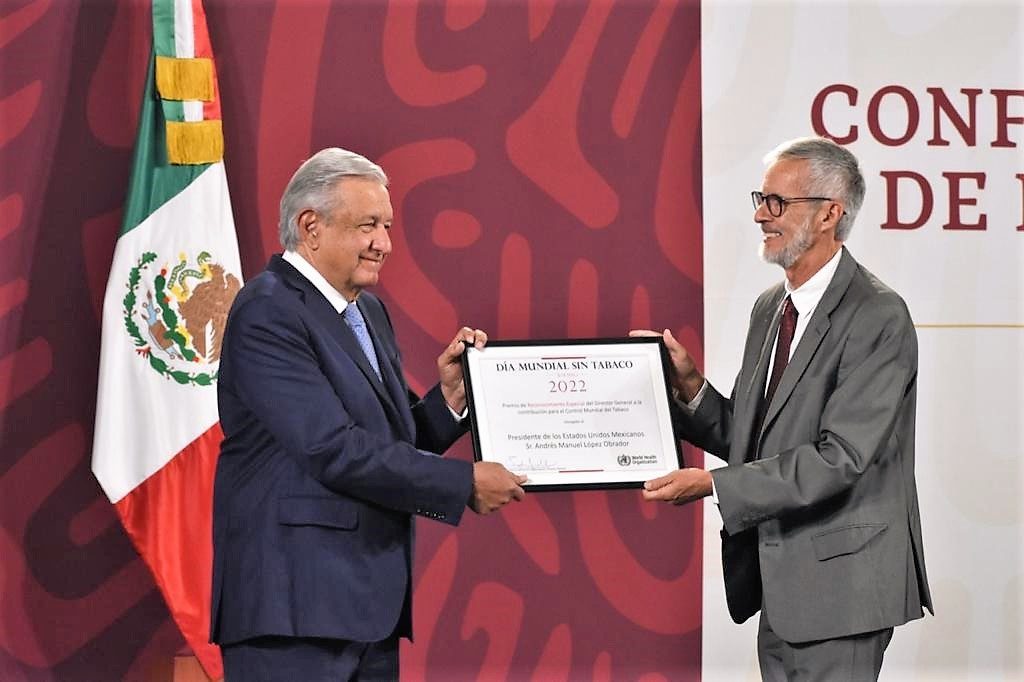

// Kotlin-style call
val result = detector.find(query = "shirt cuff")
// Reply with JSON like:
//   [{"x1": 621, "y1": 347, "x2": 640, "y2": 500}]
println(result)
[{"x1": 674, "y1": 380, "x2": 708, "y2": 414}]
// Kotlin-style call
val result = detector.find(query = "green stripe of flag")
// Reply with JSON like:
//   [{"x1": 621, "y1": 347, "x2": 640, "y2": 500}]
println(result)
[
  {"x1": 120, "y1": 51, "x2": 209, "y2": 236},
  {"x1": 152, "y1": 0, "x2": 177, "y2": 57},
  {"x1": 162, "y1": 98, "x2": 185, "y2": 123}
]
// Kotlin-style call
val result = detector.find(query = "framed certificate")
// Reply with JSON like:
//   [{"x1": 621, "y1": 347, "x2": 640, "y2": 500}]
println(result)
[{"x1": 462, "y1": 337, "x2": 684, "y2": 491}]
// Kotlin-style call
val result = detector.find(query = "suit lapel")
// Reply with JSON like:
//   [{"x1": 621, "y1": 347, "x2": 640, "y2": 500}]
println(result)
[
  {"x1": 758, "y1": 248, "x2": 857, "y2": 435},
  {"x1": 734, "y1": 291, "x2": 784, "y2": 462},
  {"x1": 357, "y1": 299, "x2": 415, "y2": 441},
  {"x1": 759, "y1": 316, "x2": 831, "y2": 434},
  {"x1": 748, "y1": 297, "x2": 784, "y2": 406},
  {"x1": 268, "y1": 256, "x2": 410, "y2": 438}
]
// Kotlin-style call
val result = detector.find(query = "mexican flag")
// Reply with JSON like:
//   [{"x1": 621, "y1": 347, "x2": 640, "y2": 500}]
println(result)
[{"x1": 92, "y1": 1, "x2": 240, "y2": 678}]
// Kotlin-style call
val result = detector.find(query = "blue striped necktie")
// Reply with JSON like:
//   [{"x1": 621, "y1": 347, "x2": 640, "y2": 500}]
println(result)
[{"x1": 343, "y1": 303, "x2": 382, "y2": 381}]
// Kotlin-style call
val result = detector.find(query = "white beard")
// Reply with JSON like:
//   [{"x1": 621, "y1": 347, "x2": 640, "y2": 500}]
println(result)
[{"x1": 759, "y1": 215, "x2": 815, "y2": 269}]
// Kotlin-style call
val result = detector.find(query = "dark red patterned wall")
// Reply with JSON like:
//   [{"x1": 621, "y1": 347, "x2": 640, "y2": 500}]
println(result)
[{"x1": 0, "y1": 0, "x2": 703, "y2": 679}]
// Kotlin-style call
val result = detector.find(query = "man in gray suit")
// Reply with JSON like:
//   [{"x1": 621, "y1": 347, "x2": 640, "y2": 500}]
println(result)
[{"x1": 635, "y1": 137, "x2": 932, "y2": 680}]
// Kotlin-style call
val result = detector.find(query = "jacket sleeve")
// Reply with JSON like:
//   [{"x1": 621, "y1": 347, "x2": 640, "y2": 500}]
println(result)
[
  {"x1": 673, "y1": 382, "x2": 735, "y2": 461},
  {"x1": 673, "y1": 286, "x2": 782, "y2": 462},
  {"x1": 411, "y1": 383, "x2": 469, "y2": 454}
]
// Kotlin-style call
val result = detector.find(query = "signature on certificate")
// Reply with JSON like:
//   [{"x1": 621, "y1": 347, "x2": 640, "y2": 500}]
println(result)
[{"x1": 506, "y1": 455, "x2": 560, "y2": 471}]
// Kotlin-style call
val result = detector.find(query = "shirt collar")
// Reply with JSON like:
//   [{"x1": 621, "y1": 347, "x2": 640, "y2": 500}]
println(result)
[
  {"x1": 282, "y1": 250, "x2": 351, "y2": 314},
  {"x1": 786, "y1": 247, "x2": 843, "y2": 318}
]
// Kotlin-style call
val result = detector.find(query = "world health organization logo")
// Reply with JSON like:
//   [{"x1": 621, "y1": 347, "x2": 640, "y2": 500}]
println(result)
[
  {"x1": 617, "y1": 454, "x2": 632, "y2": 467},
  {"x1": 122, "y1": 250, "x2": 240, "y2": 386}
]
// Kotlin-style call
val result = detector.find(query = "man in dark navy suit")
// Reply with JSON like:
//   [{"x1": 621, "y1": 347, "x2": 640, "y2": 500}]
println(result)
[{"x1": 210, "y1": 147, "x2": 527, "y2": 680}]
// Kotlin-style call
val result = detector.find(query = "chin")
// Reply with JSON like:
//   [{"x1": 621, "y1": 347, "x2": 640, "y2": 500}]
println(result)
[
  {"x1": 759, "y1": 242, "x2": 781, "y2": 264},
  {"x1": 356, "y1": 275, "x2": 380, "y2": 290}
]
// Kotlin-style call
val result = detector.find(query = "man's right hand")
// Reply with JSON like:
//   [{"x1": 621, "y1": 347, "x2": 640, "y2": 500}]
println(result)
[
  {"x1": 629, "y1": 328, "x2": 704, "y2": 403},
  {"x1": 469, "y1": 462, "x2": 527, "y2": 514}
]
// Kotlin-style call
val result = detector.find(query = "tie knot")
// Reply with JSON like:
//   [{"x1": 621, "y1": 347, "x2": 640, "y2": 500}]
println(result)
[{"x1": 781, "y1": 295, "x2": 798, "y2": 329}]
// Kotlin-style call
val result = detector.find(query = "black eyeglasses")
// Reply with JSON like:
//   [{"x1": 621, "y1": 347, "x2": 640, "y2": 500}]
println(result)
[{"x1": 751, "y1": 191, "x2": 833, "y2": 217}]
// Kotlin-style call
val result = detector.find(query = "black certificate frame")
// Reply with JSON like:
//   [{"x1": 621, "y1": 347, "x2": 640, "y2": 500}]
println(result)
[{"x1": 462, "y1": 337, "x2": 684, "y2": 492}]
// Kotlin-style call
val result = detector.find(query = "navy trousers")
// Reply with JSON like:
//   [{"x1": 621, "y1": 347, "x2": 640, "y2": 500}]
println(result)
[{"x1": 222, "y1": 635, "x2": 399, "y2": 681}]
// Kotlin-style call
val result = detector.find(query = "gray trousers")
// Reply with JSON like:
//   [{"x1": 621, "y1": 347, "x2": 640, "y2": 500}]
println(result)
[{"x1": 757, "y1": 610, "x2": 894, "y2": 681}]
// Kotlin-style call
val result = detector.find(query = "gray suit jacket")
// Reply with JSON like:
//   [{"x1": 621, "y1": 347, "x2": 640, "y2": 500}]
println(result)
[{"x1": 677, "y1": 248, "x2": 932, "y2": 643}]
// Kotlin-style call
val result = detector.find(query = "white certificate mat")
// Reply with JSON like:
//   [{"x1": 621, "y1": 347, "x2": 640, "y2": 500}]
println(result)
[{"x1": 463, "y1": 338, "x2": 683, "y2": 490}]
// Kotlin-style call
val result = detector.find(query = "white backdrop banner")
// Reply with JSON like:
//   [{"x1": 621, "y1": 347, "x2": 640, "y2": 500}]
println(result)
[{"x1": 700, "y1": 1, "x2": 1023, "y2": 680}]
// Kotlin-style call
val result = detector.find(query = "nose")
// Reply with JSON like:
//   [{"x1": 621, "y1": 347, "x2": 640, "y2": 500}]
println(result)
[
  {"x1": 754, "y1": 201, "x2": 771, "y2": 224},
  {"x1": 372, "y1": 224, "x2": 392, "y2": 254}
]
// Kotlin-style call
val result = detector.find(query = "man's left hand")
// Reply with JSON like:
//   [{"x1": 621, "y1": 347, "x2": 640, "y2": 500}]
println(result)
[
  {"x1": 642, "y1": 468, "x2": 713, "y2": 505},
  {"x1": 439, "y1": 326, "x2": 487, "y2": 413}
]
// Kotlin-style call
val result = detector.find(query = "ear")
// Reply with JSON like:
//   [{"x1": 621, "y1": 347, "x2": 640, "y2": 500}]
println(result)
[
  {"x1": 819, "y1": 200, "x2": 844, "y2": 231},
  {"x1": 297, "y1": 209, "x2": 319, "y2": 247}
]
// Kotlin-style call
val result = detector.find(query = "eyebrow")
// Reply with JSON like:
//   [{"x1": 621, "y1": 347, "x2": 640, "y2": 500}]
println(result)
[{"x1": 356, "y1": 214, "x2": 392, "y2": 224}]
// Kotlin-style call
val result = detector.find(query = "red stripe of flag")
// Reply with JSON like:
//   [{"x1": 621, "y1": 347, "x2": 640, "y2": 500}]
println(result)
[{"x1": 114, "y1": 423, "x2": 224, "y2": 679}]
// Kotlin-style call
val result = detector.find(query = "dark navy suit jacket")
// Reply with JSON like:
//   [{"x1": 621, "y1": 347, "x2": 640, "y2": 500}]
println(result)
[{"x1": 210, "y1": 255, "x2": 473, "y2": 647}]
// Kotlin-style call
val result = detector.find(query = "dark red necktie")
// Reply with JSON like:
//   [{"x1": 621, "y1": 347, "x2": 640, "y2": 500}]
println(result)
[{"x1": 765, "y1": 295, "x2": 798, "y2": 407}]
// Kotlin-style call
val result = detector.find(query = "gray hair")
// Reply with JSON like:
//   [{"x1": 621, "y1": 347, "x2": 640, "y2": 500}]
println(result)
[
  {"x1": 764, "y1": 137, "x2": 865, "y2": 241},
  {"x1": 278, "y1": 147, "x2": 389, "y2": 250}
]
